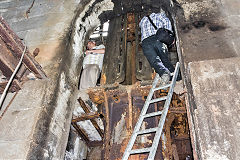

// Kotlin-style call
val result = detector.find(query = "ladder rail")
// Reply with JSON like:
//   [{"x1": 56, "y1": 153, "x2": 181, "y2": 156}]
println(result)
[
  {"x1": 148, "y1": 62, "x2": 180, "y2": 160},
  {"x1": 122, "y1": 62, "x2": 180, "y2": 160}
]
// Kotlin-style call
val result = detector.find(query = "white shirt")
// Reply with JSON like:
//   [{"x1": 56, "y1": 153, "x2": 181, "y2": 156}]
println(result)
[
  {"x1": 82, "y1": 44, "x2": 105, "y2": 71},
  {"x1": 139, "y1": 12, "x2": 173, "y2": 41}
]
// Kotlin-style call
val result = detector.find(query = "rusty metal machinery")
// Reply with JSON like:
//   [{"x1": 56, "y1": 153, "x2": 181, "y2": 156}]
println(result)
[
  {"x1": 74, "y1": 11, "x2": 192, "y2": 159},
  {"x1": 0, "y1": 16, "x2": 46, "y2": 94},
  {"x1": 83, "y1": 82, "x2": 192, "y2": 159}
]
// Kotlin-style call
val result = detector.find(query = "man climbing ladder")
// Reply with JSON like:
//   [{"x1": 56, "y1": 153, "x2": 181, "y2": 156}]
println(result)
[
  {"x1": 122, "y1": 11, "x2": 180, "y2": 160},
  {"x1": 139, "y1": 11, "x2": 175, "y2": 85},
  {"x1": 122, "y1": 62, "x2": 180, "y2": 160}
]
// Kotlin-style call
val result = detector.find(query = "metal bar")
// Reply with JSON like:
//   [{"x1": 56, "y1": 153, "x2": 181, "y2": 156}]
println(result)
[
  {"x1": 158, "y1": 106, "x2": 186, "y2": 113},
  {"x1": 137, "y1": 127, "x2": 158, "y2": 135},
  {"x1": 0, "y1": 38, "x2": 20, "y2": 78},
  {"x1": 149, "y1": 96, "x2": 167, "y2": 104},
  {"x1": 72, "y1": 122, "x2": 89, "y2": 143},
  {"x1": 0, "y1": 17, "x2": 46, "y2": 78},
  {"x1": 0, "y1": 79, "x2": 21, "y2": 94},
  {"x1": 0, "y1": 45, "x2": 26, "y2": 109},
  {"x1": 153, "y1": 84, "x2": 171, "y2": 91},
  {"x1": 72, "y1": 112, "x2": 100, "y2": 122},
  {"x1": 130, "y1": 147, "x2": 152, "y2": 154},
  {"x1": 148, "y1": 62, "x2": 180, "y2": 160},
  {"x1": 135, "y1": 13, "x2": 140, "y2": 74},
  {"x1": 143, "y1": 111, "x2": 163, "y2": 119},
  {"x1": 78, "y1": 97, "x2": 104, "y2": 139},
  {"x1": 0, "y1": 91, "x2": 18, "y2": 120}
]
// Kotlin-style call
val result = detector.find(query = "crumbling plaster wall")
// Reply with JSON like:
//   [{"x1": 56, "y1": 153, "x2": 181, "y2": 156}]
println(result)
[
  {"x1": 0, "y1": 0, "x2": 113, "y2": 159},
  {"x1": 174, "y1": 0, "x2": 240, "y2": 159}
]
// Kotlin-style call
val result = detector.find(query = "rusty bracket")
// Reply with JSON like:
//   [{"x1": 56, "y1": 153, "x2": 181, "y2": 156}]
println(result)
[
  {"x1": 78, "y1": 97, "x2": 104, "y2": 139},
  {"x1": 72, "y1": 112, "x2": 101, "y2": 122},
  {"x1": 72, "y1": 122, "x2": 89, "y2": 143},
  {"x1": 0, "y1": 16, "x2": 46, "y2": 79},
  {"x1": 72, "y1": 121, "x2": 104, "y2": 147}
]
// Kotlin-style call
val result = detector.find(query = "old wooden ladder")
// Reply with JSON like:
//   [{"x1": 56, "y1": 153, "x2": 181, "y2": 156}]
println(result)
[{"x1": 122, "y1": 62, "x2": 180, "y2": 160}]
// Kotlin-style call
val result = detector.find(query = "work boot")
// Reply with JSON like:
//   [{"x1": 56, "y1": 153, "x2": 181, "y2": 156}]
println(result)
[
  {"x1": 160, "y1": 71, "x2": 170, "y2": 86},
  {"x1": 170, "y1": 72, "x2": 182, "y2": 81}
]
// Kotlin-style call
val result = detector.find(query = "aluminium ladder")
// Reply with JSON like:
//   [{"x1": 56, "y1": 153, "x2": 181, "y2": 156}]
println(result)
[{"x1": 122, "y1": 62, "x2": 180, "y2": 160}]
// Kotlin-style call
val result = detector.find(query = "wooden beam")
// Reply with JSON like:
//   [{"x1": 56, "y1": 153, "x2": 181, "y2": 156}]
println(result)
[{"x1": 78, "y1": 97, "x2": 104, "y2": 139}]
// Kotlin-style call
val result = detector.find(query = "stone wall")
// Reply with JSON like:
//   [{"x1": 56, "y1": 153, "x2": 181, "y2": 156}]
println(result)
[
  {"x1": 174, "y1": 0, "x2": 240, "y2": 159},
  {"x1": 189, "y1": 58, "x2": 240, "y2": 160}
]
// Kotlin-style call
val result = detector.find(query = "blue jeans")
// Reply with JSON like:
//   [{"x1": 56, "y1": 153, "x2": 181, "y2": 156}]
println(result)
[{"x1": 141, "y1": 35, "x2": 175, "y2": 76}]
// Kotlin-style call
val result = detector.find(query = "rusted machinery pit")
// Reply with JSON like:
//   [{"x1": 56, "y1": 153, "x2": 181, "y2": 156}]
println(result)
[
  {"x1": 65, "y1": 1, "x2": 193, "y2": 159},
  {"x1": 0, "y1": 0, "x2": 239, "y2": 159},
  {"x1": 66, "y1": 81, "x2": 192, "y2": 159},
  {"x1": 68, "y1": 85, "x2": 192, "y2": 160}
]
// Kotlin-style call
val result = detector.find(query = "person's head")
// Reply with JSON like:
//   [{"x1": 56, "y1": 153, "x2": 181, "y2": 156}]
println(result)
[{"x1": 87, "y1": 40, "x2": 96, "y2": 50}]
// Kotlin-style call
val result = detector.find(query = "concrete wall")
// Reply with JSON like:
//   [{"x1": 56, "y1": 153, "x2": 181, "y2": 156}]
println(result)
[
  {"x1": 189, "y1": 58, "x2": 240, "y2": 159},
  {"x1": 174, "y1": 0, "x2": 240, "y2": 159}
]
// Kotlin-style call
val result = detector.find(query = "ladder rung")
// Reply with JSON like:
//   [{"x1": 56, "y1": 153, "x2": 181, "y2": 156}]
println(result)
[
  {"x1": 144, "y1": 111, "x2": 163, "y2": 118},
  {"x1": 149, "y1": 96, "x2": 167, "y2": 104},
  {"x1": 153, "y1": 84, "x2": 171, "y2": 91},
  {"x1": 130, "y1": 147, "x2": 152, "y2": 154},
  {"x1": 137, "y1": 127, "x2": 158, "y2": 135}
]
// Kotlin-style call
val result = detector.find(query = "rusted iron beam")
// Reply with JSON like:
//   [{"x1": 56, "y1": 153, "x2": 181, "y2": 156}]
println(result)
[
  {"x1": 72, "y1": 120, "x2": 103, "y2": 147},
  {"x1": 72, "y1": 112, "x2": 101, "y2": 122},
  {"x1": 0, "y1": 80, "x2": 21, "y2": 93},
  {"x1": 72, "y1": 122, "x2": 89, "y2": 144},
  {"x1": 0, "y1": 38, "x2": 24, "y2": 79},
  {"x1": 0, "y1": 16, "x2": 46, "y2": 79},
  {"x1": 78, "y1": 97, "x2": 104, "y2": 139},
  {"x1": 172, "y1": 144, "x2": 180, "y2": 160},
  {"x1": 88, "y1": 140, "x2": 103, "y2": 147},
  {"x1": 159, "y1": 106, "x2": 186, "y2": 113}
]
